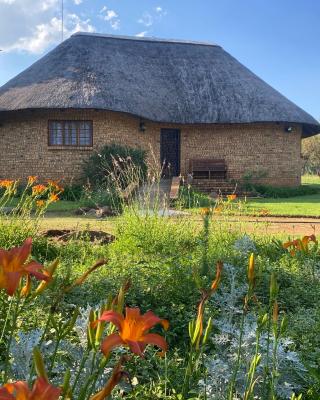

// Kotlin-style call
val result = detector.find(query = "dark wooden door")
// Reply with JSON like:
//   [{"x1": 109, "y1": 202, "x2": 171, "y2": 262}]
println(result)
[{"x1": 160, "y1": 129, "x2": 180, "y2": 177}]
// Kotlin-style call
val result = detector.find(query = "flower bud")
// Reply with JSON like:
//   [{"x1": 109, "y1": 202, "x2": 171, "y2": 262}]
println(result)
[{"x1": 248, "y1": 253, "x2": 255, "y2": 284}]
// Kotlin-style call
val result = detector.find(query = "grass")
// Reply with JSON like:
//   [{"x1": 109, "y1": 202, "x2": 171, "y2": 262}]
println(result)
[
  {"x1": 245, "y1": 193, "x2": 320, "y2": 217},
  {"x1": 38, "y1": 213, "x2": 116, "y2": 232},
  {"x1": 245, "y1": 175, "x2": 320, "y2": 217},
  {"x1": 6, "y1": 198, "x2": 82, "y2": 212},
  {"x1": 302, "y1": 174, "x2": 320, "y2": 186}
]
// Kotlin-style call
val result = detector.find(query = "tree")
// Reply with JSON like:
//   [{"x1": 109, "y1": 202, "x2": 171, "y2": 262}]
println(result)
[{"x1": 302, "y1": 134, "x2": 320, "y2": 174}]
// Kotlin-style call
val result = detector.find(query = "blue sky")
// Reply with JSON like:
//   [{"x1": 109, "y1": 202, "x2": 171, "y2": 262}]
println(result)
[{"x1": 0, "y1": 0, "x2": 319, "y2": 119}]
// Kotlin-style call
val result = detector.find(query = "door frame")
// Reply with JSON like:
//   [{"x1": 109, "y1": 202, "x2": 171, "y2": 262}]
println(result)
[{"x1": 160, "y1": 128, "x2": 181, "y2": 177}]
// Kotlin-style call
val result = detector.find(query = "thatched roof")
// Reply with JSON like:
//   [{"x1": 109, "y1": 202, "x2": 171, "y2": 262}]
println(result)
[{"x1": 0, "y1": 32, "x2": 319, "y2": 137}]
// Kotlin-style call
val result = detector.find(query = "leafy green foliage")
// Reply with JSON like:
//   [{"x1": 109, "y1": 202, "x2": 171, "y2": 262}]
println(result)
[
  {"x1": 82, "y1": 143, "x2": 147, "y2": 187},
  {"x1": 177, "y1": 186, "x2": 213, "y2": 208},
  {"x1": 253, "y1": 184, "x2": 319, "y2": 198}
]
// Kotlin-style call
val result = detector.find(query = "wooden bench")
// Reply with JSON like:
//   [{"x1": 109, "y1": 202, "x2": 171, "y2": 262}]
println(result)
[{"x1": 189, "y1": 159, "x2": 227, "y2": 180}]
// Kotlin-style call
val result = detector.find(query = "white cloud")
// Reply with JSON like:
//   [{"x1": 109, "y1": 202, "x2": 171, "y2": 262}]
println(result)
[
  {"x1": 0, "y1": 0, "x2": 95, "y2": 53},
  {"x1": 138, "y1": 12, "x2": 153, "y2": 27},
  {"x1": 155, "y1": 6, "x2": 167, "y2": 17},
  {"x1": 73, "y1": 0, "x2": 82, "y2": 4},
  {"x1": 99, "y1": 5, "x2": 120, "y2": 30},
  {"x1": 105, "y1": 9, "x2": 117, "y2": 21},
  {"x1": 135, "y1": 31, "x2": 148, "y2": 37}
]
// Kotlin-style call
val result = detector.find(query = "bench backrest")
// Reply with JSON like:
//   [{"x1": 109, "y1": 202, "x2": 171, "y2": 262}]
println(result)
[{"x1": 189, "y1": 159, "x2": 227, "y2": 172}]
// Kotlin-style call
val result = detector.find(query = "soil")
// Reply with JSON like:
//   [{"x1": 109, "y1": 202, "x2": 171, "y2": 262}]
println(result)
[{"x1": 42, "y1": 229, "x2": 115, "y2": 244}]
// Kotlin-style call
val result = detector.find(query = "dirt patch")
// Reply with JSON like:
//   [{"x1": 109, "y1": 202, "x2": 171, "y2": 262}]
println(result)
[
  {"x1": 43, "y1": 229, "x2": 115, "y2": 244},
  {"x1": 223, "y1": 216, "x2": 320, "y2": 236}
]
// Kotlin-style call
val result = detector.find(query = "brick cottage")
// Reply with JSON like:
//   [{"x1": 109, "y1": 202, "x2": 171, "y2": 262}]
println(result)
[{"x1": 0, "y1": 33, "x2": 319, "y2": 188}]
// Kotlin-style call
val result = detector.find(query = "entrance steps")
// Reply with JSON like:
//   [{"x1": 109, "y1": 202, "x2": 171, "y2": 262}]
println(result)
[{"x1": 191, "y1": 179, "x2": 239, "y2": 195}]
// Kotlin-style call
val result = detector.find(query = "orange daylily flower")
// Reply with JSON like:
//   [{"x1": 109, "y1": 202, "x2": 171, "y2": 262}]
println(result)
[
  {"x1": 214, "y1": 206, "x2": 223, "y2": 214},
  {"x1": 27, "y1": 176, "x2": 38, "y2": 185},
  {"x1": 46, "y1": 180, "x2": 63, "y2": 192},
  {"x1": 94, "y1": 307, "x2": 169, "y2": 357},
  {"x1": 283, "y1": 234, "x2": 317, "y2": 255},
  {"x1": 0, "y1": 238, "x2": 49, "y2": 296},
  {"x1": 36, "y1": 200, "x2": 45, "y2": 208},
  {"x1": 32, "y1": 185, "x2": 47, "y2": 196},
  {"x1": 200, "y1": 207, "x2": 211, "y2": 217},
  {"x1": 0, "y1": 180, "x2": 15, "y2": 189},
  {"x1": 0, "y1": 377, "x2": 61, "y2": 400},
  {"x1": 49, "y1": 193, "x2": 59, "y2": 203},
  {"x1": 227, "y1": 194, "x2": 237, "y2": 201}
]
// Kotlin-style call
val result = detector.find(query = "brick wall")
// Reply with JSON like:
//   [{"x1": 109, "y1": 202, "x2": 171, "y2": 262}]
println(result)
[{"x1": 0, "y1": 109, "x2": 302, "y2": 186}]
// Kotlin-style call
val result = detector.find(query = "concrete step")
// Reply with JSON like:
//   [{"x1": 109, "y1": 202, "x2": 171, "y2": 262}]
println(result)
[{"x1": 191, "y1": 179, "x2": 240, "y2": 195}]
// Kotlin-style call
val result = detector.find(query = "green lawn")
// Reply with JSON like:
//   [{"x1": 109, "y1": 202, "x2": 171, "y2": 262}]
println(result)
[
  {"x1": 245, "y1": 193, "x2": 320, "y2": 216},
  {"x1": 302, "y1": 174, "x2": 320, "y2": 186},
  {"x1": 244, "y1": 175, "x2": 320, "y2": 217}
]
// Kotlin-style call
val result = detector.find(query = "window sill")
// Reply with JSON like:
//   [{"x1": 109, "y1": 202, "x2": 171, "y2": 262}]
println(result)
[{"x1": 48, "y1": 146, "x2": 93, "y2": 151}]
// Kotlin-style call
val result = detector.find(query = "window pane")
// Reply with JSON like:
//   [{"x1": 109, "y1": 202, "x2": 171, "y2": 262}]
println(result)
[
  {"x1": 49, "y1": 122, "x2": 63, "y2": 145},
  {"x1": 64, "y1": 122, "x2": 77, "y2": 145},
  {"x1": 79, "y1": 121, "x2": 92, "y2": 146},
  {"x1": 49, "y1": 120, "x2": 92, "y2": 147}
]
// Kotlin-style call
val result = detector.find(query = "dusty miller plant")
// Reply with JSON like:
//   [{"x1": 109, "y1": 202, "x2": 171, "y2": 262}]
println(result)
[{"x1": 200, "y1": 263, "x2": 307, "y2": 399}]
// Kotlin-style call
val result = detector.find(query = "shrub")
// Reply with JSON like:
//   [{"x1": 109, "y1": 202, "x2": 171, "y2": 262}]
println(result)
[
  {"x1": 178, "y1": 185, "x2": 213, "y2": 208},
  {"x1": 59, "y1": 184, "x2": 83, "y2": 201},
  {"x1": 253, "y1": 184, "x2": 319, "y2": 198},
  {"x1": 82, "y1": 143, "x2": 147, "y2": 187}
]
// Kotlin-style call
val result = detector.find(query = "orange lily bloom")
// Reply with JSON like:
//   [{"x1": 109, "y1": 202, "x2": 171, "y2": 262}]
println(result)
[
  {"x1": 46, "y1": 180, "x2": 63, "y2": 192},
  {"x1": 32, "y1": 185, "x2": 47, "y2": 196},
  {"x1": 49, "y1": 193, "x2": 59, "y2": 203},
  {"x1": 200, "y1": 207, "x2": 211, "y2": 217},
  {"x1": 36, "y1": 200, "x2": 45, "y2": 208},
  {"x1": 227, "y1": 194, "x2": 237, "y2": 201},
  {"x1": 0, "y1": 238, "x2": 48, "y2": 296},
  {"x1": 0, "y1": 377, "x2": 61, "y2": 400},
  {"x1": 283, "y1": 234, "x2": 317, "y2": 255},
  {"x1": 0, "y1": 180, "x2": 15, "y2": 189},
  {"x1": 94, "y1": 307, "x2": 169, "y2": 357},
  {"x1": 27, "y1": 176, "x2": 38, "y2": 185}
]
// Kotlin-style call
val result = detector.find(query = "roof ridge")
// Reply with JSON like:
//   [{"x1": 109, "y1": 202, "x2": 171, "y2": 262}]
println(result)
[{"x1": 71, "y1": 32, "x2": 220, "y2": 47}]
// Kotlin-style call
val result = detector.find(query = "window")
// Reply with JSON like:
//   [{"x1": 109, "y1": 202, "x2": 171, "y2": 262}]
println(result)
[{"x1": 48, "y1": 120, "x2": 93, "y2": 147}]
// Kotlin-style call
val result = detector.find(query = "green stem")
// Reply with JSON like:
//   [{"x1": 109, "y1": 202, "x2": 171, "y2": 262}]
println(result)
[
  {"x1": 182, "y1": 345, "x2": 195, "y2": 398},
  {"x1": 3, "y1": 294, "x2": 21, "y2": 382},
  {"x1": 228, "y1": 309, "x2": 246, "y2": 400},
  {"x1": 48, "y1": 337, "x2": 62, "y2": 374},
  {"x1": 0, "y1": 296, "x2": 14, "y2": 343},
  {"x1": 77, "y1": 352, "x2": 99, "y2": 400},
  {"x1": 88, "y1": 355, "x2": 109, "y2": 398},
  {"x1": 71, "y1": 349, "x2": 90, "y2": 393},
  {"x1": 28, "y1": 311, "x2": 54, "y2": 384},
  {"x1": 270, "y1": 333, "x2": 279, "y2": 400},
  {"x1": 243, "y1": 330, "x2": 260, "y2": 400},
  {"x1": 263, "y1": 305, "x2": 272, "y2": 398}
]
